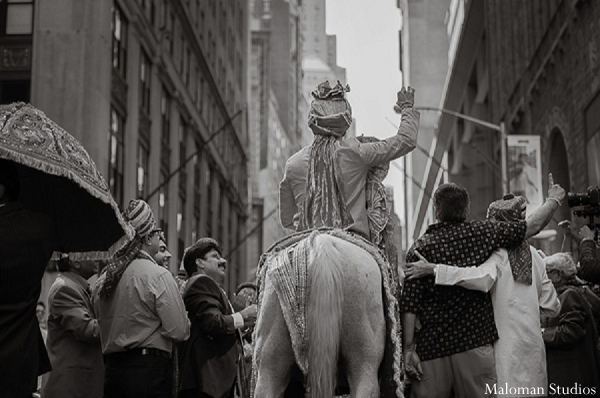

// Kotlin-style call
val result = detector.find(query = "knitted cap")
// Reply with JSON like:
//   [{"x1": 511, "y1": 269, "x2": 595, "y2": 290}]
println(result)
[{"x1": 123, "y1": 199, "x2": 156, "y2": 237}]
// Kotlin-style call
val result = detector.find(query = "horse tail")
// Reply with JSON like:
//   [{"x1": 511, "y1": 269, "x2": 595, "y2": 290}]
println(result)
[{"x1": 307, "y1": 233, "x2": 344, "y2": 398}]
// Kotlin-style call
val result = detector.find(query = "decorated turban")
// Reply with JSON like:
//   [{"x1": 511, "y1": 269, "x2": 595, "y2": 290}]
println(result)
[
  {"x1": 487, "y1": 194, "x2": 532, "y2": 284},
  {"x1": 98, "y1": 199, "x2": 156, "y2": 300},
  {"x1": 308, "y1": 81, "x2": 352, "y2": 138},
  {"x1": 123, "y1": 199, "x2": 156, "y2": 238}
]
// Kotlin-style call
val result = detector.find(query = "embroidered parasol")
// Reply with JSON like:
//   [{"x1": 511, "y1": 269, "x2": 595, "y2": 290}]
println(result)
[{"x1": 0, "y1": 102, "x2": 133, "y2": 260}]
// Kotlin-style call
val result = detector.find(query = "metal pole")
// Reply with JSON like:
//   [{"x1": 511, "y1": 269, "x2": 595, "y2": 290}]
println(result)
[
  {"x1": 414, "y1": 107, "x2": 503, "y2": 132},
  {"x1": 499, "y1": 121, "x2": 508, "y2": 194},
  {"x1": 413, "y1": 106, "x2": 508, "y2": 192}
]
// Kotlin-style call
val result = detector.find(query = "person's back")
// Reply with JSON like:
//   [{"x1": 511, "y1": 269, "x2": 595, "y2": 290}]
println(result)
[
  {"x1": 491, "y1": 247, "x2": 559, "y2": 395},
  {"x1": 279, "y1": 82, "x2": 419, "y2": 237},
  {"x1": 92, "y1": 199, "x2": 189, "y2": 398},
  {"x1": 0, "y1": 159, "x2": 57, "y2": 397},
  {"x1": 94, "y1": 257, "x2": 188, "y2": 354},
  {"x1": 43, "y1": 258, "x2": 104, "y2": 398},
  {"x1": 404, "y1": 218, "x2": 526, "y2": 359}
]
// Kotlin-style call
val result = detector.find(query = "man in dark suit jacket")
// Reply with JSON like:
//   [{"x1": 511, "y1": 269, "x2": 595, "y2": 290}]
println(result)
[
  {"x1": 0, "y1": 159, "x2": 57, "y2": 397},
  {"x1": 42, "y1": 255, "x2": 104, "y2": 398},
  {"x1": 178, "y1": 238, "x2": 257, "y2": 398}
]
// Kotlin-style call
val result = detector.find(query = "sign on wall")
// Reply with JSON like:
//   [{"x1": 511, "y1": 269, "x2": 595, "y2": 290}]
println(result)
[{"x1": 507, "y1": 135, "x2": 543, "y2": 213}]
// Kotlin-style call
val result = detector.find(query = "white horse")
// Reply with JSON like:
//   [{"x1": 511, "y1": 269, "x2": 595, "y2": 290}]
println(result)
[{"x1": 253, "y1": 233, "x2": 387, "y2": 398}]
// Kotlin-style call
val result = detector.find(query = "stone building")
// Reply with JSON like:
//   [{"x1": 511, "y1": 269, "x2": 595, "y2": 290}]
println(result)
[
  {"x1": 412, "y1": 0, "x2": 597, "y2": 254},
  {"x1": 399, "y1": 0, "x2": 452, "y2": 249},
  {"x1": 0, "y1": 0, "x2": 250, "y2": 294},
  {"x1": 246, "y1": 0, "x2": 307, "y2": 278}
]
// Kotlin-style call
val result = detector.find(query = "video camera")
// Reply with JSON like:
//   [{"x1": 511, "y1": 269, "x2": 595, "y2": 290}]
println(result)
[{"x1": 567, "y1": 186, "x2": 600, "y2": 241}]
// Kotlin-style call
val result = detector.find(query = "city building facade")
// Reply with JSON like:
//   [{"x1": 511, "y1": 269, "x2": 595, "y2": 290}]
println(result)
[
  {"x1": 246, "y1": 0, "x2": 308, "y2": 278},
  {"x1": 412, "y1": 0, "x2": 598, "y2": 255},
  {"x1": 0, "y1": 0, "x2": 250, "y2": 295},
  {"x1": 301, "y1": 0, "x2": 347, "y2": 105},
  {"x1": 399, "y1": 0, "x2": 452, "y2": 249}
]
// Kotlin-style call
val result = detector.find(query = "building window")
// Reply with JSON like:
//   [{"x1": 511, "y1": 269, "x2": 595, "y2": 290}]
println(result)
[
  {"x1": 111, "y1": 3, "x2": 127, "y2": 78},
  {"x1": 179, "y1": 118, "x2": 188, "y2": 193},
  {"x1": 193, "y1": 140, "x2": 202, "y2": 241},
  {"x1": 168, "y1": 11, "x2": 175, "y2": 55},
  {"x1": 159, "y1": 87, "x2": 171, "y2": 232},
  {"x1": 177, "y1": 118, "x2": 188, "y2": 260},
  {"x1": 159, "y1": 168, "x2": 169, "y2": 233},
  {"x1": 0, "y1": 0, "x2": 34, "y2": 36},
  {"x1": 108, "y1": 107, "x2": 125, "y2": 207},
  {"x1": 0, "y1": 80, "x2": 30, "y2": 104},
  {"x1": 217, "y1": 184, "x2": 223, "y2": 243},
  {"x1": 177, "y1": 193, "x2": 186, "y2": 262},
  {"x1": 205, "y1": 167, "x2": 212, "y2": 237},
  {"x1": 198, "y1": 76, "x2": 204, "y2": 114},
  {"x1": 140, "y1": 50, "x2": 152, "y2": 116},
  {"x1": 198, "y1": 8, "x2": 204, "y2": 42},
  {"x1": 136, "y1": 134, "x2": 150, "y2": 199}
]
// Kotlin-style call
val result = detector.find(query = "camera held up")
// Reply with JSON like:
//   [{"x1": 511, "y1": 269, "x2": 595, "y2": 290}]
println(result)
[{"x1": 567, "y1": 186, "x2": 600, "y2": 241}]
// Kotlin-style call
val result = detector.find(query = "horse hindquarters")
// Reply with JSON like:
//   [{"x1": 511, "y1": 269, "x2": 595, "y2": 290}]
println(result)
[
  {"x1": 316, "y1": 235, "x2": 385, "y2": 398},
  {"x1": 340, "y1": 245, "x2": 385, "y2": 398}
]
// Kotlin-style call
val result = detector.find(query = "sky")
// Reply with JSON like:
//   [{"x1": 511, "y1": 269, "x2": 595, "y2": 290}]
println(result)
[{"x1": 325, "y1": 0, "x2": 408, "y2": 223}]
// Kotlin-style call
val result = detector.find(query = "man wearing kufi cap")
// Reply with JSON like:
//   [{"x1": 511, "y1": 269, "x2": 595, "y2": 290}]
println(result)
[
  {"x1": 92, "y1": 199, "x2": 190, "y2": 398},
  {"x1": 405, "y1": 193, "x2": 560, "y2": 397}
]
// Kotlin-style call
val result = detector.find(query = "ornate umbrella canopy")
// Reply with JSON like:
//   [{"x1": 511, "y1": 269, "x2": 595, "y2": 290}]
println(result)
[{"x1": 0, "y1": 102, "x2": 133, "y2": 260}]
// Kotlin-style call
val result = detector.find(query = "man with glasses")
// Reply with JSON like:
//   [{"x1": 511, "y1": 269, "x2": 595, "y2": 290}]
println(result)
[{"x1": 93, "y1": 199, "x2": 190, "y2": 398}]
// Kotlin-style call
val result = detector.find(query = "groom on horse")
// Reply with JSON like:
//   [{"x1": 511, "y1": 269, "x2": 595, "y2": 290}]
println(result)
[
  {"x1": 264, "y1": 81, "x2": 419, "y2": 397},
  {"x1": 279, "y1": 81, "x2": 419, "y2": 240}
]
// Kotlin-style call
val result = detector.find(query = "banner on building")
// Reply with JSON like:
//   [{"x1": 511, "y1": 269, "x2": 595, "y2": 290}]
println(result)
[{"x1": 507, "y1": 135, "x2": 543, "y2": 212}]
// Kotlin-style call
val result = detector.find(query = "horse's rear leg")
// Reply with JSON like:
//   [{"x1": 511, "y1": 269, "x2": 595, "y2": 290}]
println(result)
[
  {"x1": 254, "y1": 277, "x2": 296, "y2": 398},
  {"x1": 340, "y1": 257, "x2": 386, "y2": 398},
  {"x1": 343, "y1": 316, "x2": 385, "y2": 398}
]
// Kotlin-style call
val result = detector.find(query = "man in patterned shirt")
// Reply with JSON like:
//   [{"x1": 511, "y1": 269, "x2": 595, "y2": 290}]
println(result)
[{"x1": 400, "y1": 174, "x2": 565, "y2": 398}]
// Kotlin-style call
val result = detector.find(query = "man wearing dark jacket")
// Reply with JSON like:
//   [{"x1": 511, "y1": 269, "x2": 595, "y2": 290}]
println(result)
[
  {"x1": 178, "y1": 238, "x2": 257, "y2": 398},
  {"x1": 0, "y1": 159, "x2": 58, "y2": 397}
]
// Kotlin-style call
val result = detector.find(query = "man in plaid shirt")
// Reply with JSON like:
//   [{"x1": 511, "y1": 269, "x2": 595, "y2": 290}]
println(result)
[{"x1": 401, "y1": 175, "x2": 564, "y2": 398}]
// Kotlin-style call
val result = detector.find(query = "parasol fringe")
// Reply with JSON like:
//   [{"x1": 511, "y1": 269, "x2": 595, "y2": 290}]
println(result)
[{"x1": 0, "y1": 147, "x2": 135, "y2": 258}]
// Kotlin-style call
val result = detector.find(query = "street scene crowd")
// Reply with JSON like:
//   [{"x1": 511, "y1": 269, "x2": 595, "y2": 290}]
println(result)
[{"x1": 1, "y1": 82, "x2": 600, "y2": 398}]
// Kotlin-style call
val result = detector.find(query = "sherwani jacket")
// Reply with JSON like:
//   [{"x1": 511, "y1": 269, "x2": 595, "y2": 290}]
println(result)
[
  {"x1": 0, "y1": 202, "x2": 56, "y2": 397},
  {"x1": 42, "y1": 271, "x2": 104, "y2": 398},
  {"x1": 178, "y1": 274, "x2": 241, "y2": 398}
]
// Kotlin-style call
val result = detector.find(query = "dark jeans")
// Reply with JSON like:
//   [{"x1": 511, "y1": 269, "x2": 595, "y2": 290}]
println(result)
[{"x1": 105, "y1": 352, "x2": 172, "y2": 398}]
